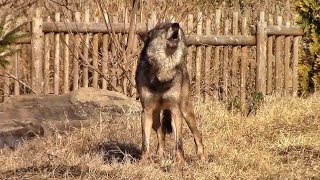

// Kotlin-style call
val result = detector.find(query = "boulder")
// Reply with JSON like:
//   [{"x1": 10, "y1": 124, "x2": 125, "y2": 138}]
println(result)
[{"x1": 0, "y1": 88, "x2": 141, "y2": 149}]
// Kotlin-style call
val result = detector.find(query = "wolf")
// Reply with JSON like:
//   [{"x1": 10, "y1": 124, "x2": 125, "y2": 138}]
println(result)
[{"x1": 135, "y1": 22, "x2": 205, "y2": 163}]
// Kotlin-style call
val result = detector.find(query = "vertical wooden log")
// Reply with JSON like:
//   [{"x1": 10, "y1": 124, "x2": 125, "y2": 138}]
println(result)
[
  {"x1": 222, "y1": 19, "x2": 230, "y2": 100},
  {"x1": 213, "y1": 9, "x2": 221, "y2": 100},
  {"x1": 31, "y1": 8, "x2": 43, "y2": 94},
  {"x1": 14, "y1": 52, "x2": 19, "y2": 95},
  {"x1": 110, "y1": 14, "x2": 118, "y2": 91},
  {"x1": 204, "y1": 17, "x2": 211, "y2": 102},
  {"x1": 73, "y1": 12, "x2": 81, "y2": 90},
  {"x1": 195, "y1": 12, "x2": 202, "y2": 99},
  {"x1": 53, "y1": 12, "x2": 60, "y2": 95},
  {"x1": 148, "y1": 11, "x2": 157, "y2": 30},
  {"x1": 63, "y1": 19, "x2": 70, "y2": 94},
  {"x1": 3, "y1": 57, "x2": 11, "y2": 97},
  {"x1": 256, "y1": 11, "x2": 267, "y2": 95},
  {"x1": 122, "y1": 9, "x2": 128, "y2": 94},
  {"x1": 187, "y1": 14, "x2": 194, "y2": 76},
  {"x1": 275, "y1": 16, "x2": 283, "y2": 96},
  {"x1": 83, "y1": 9, "x2": 90, "y2": 88},
  {"x1": 130, "y1": 14, "x2": 138, "y2": 96},
  {"x1": 231, "y1": 11, "x2": 239, "y2": 98},
  {"x1": 267, "y1": 15, "x2": 274, "y2": 94},
  {"x1": 292, "y1": 36, "x2": 300, "y2": 97},
  {"x1": 240, "y1": 14, "x2": 248, "y2": 114},
  {"x1": 92, "y1": 15, "x2": 99, "y2": 89},
  {"x1": 44, "y1": 16, "x2": 51, "y2": 94},
  {"x1": 284, "y1": 21, "x2": 291, "y2": 96},
  {"x1": 102, "y1": 32, "x2": 109, "y2": 89}
]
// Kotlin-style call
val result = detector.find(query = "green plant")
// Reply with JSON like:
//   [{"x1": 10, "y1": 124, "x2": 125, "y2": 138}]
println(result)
[
  {"x1": 0, "y1": 20, "x2": 26, "y2": 68},
  {"x1": 295, "y1": 0, "x2": 320, "y2": 94},
  {"x1": 227, "y1": 96, "x2": 241, "y2": 114}
]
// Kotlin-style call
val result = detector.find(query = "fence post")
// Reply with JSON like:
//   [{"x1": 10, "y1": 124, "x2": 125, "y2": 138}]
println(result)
[
  {"x1": 275, "y1": 16, "x2": 283, "y2": 96},
  {"x1": 3, "y1": 56, "x2": 12, "y2": 98},
  {"x1": 102, "y1": 12, "x2": 109, "y2": 90},
  {"x1": 195, "y1": 11, "x2": 202, "y2": 99},
  {"x1": 147, "y1": 11, "x2": 157, "y2": 30},
  {"x1": 63, "y1": 19, "x2": 70, "y2": 94},
  {"x1": 213, "y1": 9, "x2": 221, "y2": 100},
  {"x1": 83, "y1": 9, "x2": 90, "y2": 88},
  {"x1": 73, "y1": 12, "x2": 81, "y2": 91},
  {"x1": 204, "y1": 16, "x2": 212, "y2": 102},
  {"x1": 44, "y1": 16, "x2": 51, "y2": 94},
  {"x1": 222, "y1": 19, "x2": 230, "y2": 100},
  {"x1": 14, "y1": 52, "x2": 20, "y2": 95},
  {"x1": 53, "y1": 12, "x2": 60, "y2": 95},
  {"x1": 92, "y1": 15, "x2": 99, "y2": 89},
  {"x1": 256, "y1": 11, "x2": 267, "y2": 95},
  {"x1": 31, "y1": 8, "x2": 43, "y2": 94},
  {"x1": 292, "y1": 36, "x2": 300, "y2": 97},
  {"x1": 284, "y1": 21, "x2": 291, "y2": 96},
  {"x1": 267, "y1": 15, "x2": 274, "y2": 95},
  {"x1": 231, "y1": 11, "x2": 239, "y2": 98},
  {"x1": 240, "y1": 13, "x2": 248, "y2": 114},
  {"x1": 187, "y1": 14, "x2": 194, "y2": 79}
]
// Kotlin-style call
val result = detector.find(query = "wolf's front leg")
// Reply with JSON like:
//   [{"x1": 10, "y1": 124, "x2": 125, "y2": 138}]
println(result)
[{"x1": 141, "y1": 108, "x2": 153, "y2": 163}]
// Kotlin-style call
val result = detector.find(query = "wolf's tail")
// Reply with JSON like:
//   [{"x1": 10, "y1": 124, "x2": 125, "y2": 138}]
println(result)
[{"x1": 162, "y1": 109, "x2": 172, "y2": 134}]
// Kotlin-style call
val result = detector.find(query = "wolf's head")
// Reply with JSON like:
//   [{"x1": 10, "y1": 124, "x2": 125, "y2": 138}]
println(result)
[{"x1": 141, "y1": 22, "x2": 187, "y2": 73}]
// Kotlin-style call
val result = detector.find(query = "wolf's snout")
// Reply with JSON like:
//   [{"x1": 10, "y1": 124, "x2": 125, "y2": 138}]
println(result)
[{"x1": 171, "y1": 23, "x2": 180, "y2": 32}]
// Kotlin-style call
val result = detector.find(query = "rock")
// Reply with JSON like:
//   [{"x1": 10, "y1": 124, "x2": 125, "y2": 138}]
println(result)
[{"x1": 0, "y1": 88, "x2": 141, "y2": 149}]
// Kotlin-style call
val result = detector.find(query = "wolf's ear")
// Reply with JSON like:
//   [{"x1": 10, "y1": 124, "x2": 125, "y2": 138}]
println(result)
[{"x1": 138, "y1": 31, "x2": 149, "y2": 43}]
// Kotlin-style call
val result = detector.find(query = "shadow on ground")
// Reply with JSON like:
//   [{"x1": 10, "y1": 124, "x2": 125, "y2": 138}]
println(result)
[
  {"x1": 0, "y1": 162, "x2": 104, "y2": 179},
  {"x1": 93, "y1": 141, "x2": 142, "y2": 163},
  {"x1": 277, "y1": 145, "x2": 320, "y2": 164}
]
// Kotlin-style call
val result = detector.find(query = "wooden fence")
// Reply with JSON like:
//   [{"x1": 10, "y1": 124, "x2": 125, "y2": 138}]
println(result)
[{"x1": 1, "y1": 8, "x2": 303, "y2": 105}]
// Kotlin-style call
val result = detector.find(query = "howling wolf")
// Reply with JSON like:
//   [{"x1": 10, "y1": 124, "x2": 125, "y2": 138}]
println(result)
[{"x1": 135, "y1": 22, "x2": 205, "y2": 163}]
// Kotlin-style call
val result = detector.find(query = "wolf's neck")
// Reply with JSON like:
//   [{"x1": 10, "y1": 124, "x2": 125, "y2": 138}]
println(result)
[
  {"x1": 156, "y1": 66, "x2": 176, "y2": 82},
  {"x1": 148, "y1": 49, "x2": 184, "y2": 82},
  {"x1": 154, "y1": 55, "x2": 180, "y2": 82}
]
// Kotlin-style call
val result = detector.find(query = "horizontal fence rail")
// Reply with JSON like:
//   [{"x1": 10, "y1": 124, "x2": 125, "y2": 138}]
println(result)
[{"x1": 1, "y1": 8, "x2": 303, "y2": 109}]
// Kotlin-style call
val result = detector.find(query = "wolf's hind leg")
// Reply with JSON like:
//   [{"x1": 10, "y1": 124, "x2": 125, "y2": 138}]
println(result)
[
  {"x1": 171, "y1": 108, "x2": 185, "y2": 164},
  {"x1": 152, "y1": 109, "x2": 165, "y2": 159},
  {"x1": 181, "y1": 100, "x2": 205, "y2": 161}
]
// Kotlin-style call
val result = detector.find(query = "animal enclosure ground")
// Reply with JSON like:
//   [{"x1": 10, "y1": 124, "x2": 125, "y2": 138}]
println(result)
[{"x1": 0, "y1": 96, "x2": 320, "y2": 179}]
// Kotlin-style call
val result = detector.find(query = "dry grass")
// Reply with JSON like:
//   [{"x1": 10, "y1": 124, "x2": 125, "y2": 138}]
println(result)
[{"x1": 1, "y1": 95, "x2": 320, "y2": 179}]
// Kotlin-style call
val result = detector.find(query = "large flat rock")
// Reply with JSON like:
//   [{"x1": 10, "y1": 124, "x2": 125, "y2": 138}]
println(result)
[{"x1": 0, "y1": 88, "x2": 141, "y2": 149}]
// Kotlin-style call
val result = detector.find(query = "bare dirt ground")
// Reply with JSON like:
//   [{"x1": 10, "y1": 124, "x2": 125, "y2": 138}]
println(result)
[{"x1": 0, "y1": 95, "x2": 320, "y2": 179}]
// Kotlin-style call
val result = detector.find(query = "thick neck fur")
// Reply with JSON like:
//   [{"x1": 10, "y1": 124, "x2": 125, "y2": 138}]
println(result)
[{"x1": 146, "y1": 42, "x2": 186, "y2": 82}]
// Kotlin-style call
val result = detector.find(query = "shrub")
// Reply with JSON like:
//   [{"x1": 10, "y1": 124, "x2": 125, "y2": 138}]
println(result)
[{"x1": 295, "y1": 0, "x2": 320, "y2": 95}]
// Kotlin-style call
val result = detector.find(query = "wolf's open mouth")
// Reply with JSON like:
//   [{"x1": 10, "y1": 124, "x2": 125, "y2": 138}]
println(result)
[
  {"x1": 167, "y1": 31, "x2": 179, "y2": 48},
  {"x1": 169, "y1": 31, "x2": 179, "y2": 41}
]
